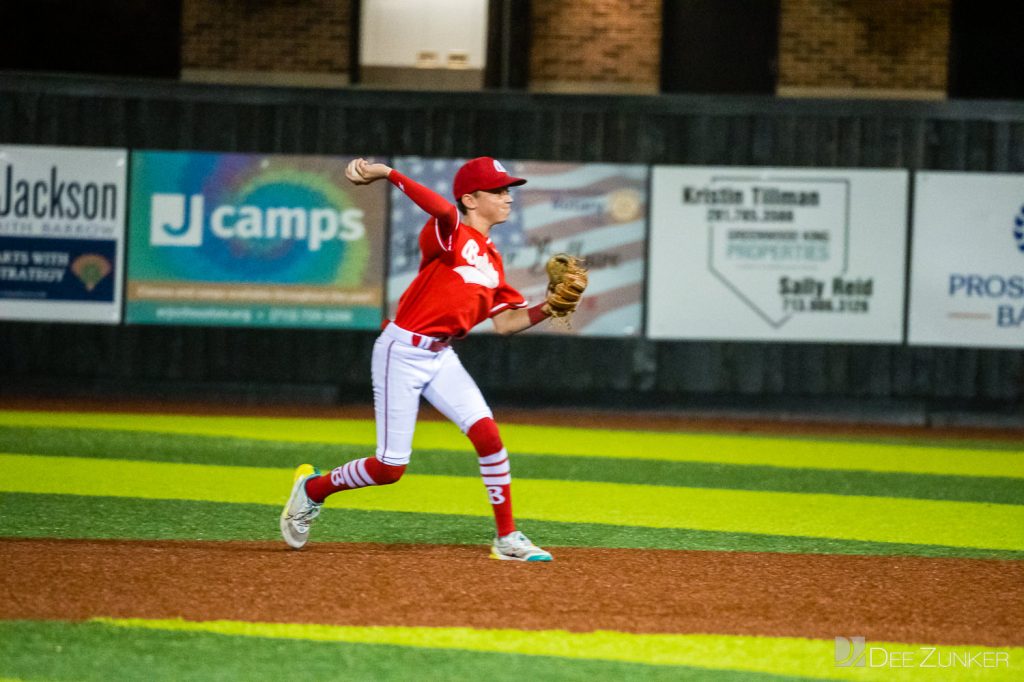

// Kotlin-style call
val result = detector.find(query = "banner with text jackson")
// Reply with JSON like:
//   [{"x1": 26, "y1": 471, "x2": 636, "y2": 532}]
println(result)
[{"x1": 0, "y1": 145, "x2": 127, "y2": 323}]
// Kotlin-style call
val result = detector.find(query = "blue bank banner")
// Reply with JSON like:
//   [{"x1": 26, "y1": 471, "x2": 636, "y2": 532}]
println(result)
[
  {"x1": 0, "y1": 145, "x2": 126, "y2": 323},
  {"x1": 909, "y1": 172, "x2": 1024, "y2": 348},
  {"x1": 126, "y1": 151, "x2": 387, "y2": 329}
]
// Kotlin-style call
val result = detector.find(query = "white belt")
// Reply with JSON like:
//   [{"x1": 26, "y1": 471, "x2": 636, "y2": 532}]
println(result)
[{"x1": 382, "y1": 322, "x2": 452, "y2": 352}]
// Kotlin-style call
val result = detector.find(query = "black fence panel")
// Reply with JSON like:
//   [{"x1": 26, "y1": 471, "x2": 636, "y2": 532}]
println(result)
[{"x1": 1, "y1": 74, "x2": 1022, "y2": 420}]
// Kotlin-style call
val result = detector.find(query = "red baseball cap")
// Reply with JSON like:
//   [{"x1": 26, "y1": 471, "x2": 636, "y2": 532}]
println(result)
[{"x1": 453, "y1": 157, "x2": 526, "y2": 200}]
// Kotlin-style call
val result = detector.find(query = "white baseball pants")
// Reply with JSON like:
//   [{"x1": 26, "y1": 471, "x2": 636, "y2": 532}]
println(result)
[{"x1": 373, "y1": 323, "x2": 493, "y2": 466}]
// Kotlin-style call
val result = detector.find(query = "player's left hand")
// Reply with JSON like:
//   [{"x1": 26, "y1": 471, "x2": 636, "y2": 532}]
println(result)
[{"x1": 543, "y1": 253, "x2": 588, "y2": 318}]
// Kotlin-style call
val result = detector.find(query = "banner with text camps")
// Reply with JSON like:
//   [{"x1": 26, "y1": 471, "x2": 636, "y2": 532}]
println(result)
[
  {"x1": 127, "y1": 151, "x2": 386, "y2": 329},
  {"x1": 387, "y1": 157, "x2": 647, "y2": 336},
  {"x1": 0, "y1": 145, "x2": 126, "y2": 324},
  {"x1": 908, "y1": 172, "x2": 1024, "y2": 348},
  {"x1": 648, "y1": 166, "x2": 909, "y2": 343}
]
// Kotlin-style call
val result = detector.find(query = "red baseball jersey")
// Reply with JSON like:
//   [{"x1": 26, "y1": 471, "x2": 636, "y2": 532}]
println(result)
[{"x1": 389, "y1": 170, "x2": 527, "y2": 338}]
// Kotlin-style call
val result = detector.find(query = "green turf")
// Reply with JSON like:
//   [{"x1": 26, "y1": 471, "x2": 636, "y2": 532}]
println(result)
[
  {"x1": 0, "y1": 620, "x2": 795, "y2": 682},
  {"x1": 5, "y1": 411, "x2": 1023, "y2": 479},
  {"x1": 2, "y1": 426, "x2": 1021, "y2": 505},
  {"x1": 96, "y1": 617, "x2": 1024, "y2": 680},
  {"x1": 4, "y1": 493, "x2": 1022, "y2": 560},
  {"x1": 3, "y1": 415, "x2": 1020, "y2": 682},
  {"x1": 9, "y1": 451, "x2": 1023, "y2": 549}
]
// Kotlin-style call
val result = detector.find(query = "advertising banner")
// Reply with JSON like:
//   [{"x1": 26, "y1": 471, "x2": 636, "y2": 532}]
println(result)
[
  {"x1": 388, "y1": 158, "x2": 647, "y2": 336},
  {"x1": 126, "y1": 151, "x2": 387, "y2": 328},
  {"x1": 0, "y1": 145, "x2": 126, "y2": 323},
  {"x1": 908, "y1": 172, "x2": 1024, "y2": 348},
  {"x1": 648, "y1": 166, "x2": 909, "y2": 342}
]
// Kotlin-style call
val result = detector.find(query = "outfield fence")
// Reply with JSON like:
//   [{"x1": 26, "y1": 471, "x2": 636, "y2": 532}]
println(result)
[{"x1": 1, "y1": 73, "x2": 1022, "y2": 420}]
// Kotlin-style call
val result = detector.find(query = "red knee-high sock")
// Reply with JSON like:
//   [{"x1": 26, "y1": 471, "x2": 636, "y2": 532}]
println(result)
[
  {"x1": 467, "y1": 417, "x2": 515, "y2": 537},
  {"x1": 304, "y1": 457, "x2": 405, "y2": 503}
]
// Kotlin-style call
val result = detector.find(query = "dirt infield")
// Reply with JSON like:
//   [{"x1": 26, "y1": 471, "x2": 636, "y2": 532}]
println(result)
[{"x1": 2, "y1": 539, "x2": 1021, "y2": 646}]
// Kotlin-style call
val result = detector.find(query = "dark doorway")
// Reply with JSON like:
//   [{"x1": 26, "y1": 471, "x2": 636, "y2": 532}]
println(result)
[
  {"x1": 0, "y1": 0, "x2": 182, "y2": 79},
  {"x1": 485, "y1": 0, "x2": 531, "y2": 89},
  {"x1": 948, "y1": 2, "x2": 1024, "y2": 100},
  {"x1": 661, "y1": 0, "x2": 779, "y2": 94}
]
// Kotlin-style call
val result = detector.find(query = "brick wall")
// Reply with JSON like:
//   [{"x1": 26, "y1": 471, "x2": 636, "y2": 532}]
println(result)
[
  {"x1": 530, "y1": 0, "x2": 662, "y2": 92},
  {"x1": 178, "y1": 1, "x2": 951, "y2": 96},
  {"x1": 779, "y1": 0, "x2": 950, "y2": 95},
  {"x1": 182, "y1": 0, "x2": 351, "y2": 75}
]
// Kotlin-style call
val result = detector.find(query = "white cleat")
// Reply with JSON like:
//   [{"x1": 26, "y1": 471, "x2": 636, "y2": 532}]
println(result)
[
  {"x1": 490, "y1": 531, "x2": 553, "y2": 562},
  {"x1": 280, "y1": 464, "x2": 323, "y2": 550}
]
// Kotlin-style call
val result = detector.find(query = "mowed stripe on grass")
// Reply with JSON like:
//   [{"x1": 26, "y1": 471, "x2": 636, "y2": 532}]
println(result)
[
  {"x1": 7, "y1": 493, "x2": 1022, "y2": 558},
  {"x1": 0, "y1": 620, "x2": 798, "y2": 682},
  {"x1": 3, "y1": 426, "x2": 1022, "y2": 505},
  {"x1": 3, "y1": 453, "x2": 1022, "y2": 550},
  {"x1": 2, "y1": 410, "x2": 1022, "y2": 478},
  {"x1": 95, "y1": 618, "x2": 1024, "y2": 681}
]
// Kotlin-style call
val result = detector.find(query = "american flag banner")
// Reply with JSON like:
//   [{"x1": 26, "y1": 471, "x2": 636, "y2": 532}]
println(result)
[{"x1": 387, "y1": 157, "x2": 648, "y2": 336}]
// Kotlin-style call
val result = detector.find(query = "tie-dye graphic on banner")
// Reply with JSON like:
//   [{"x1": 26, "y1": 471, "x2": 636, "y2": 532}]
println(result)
[
  {"x1": 127, "y1": 151, "x2": 386, "y2": 329},
  {"x1": 388, "y1": 158, "x2": 647, "y2": 336}
]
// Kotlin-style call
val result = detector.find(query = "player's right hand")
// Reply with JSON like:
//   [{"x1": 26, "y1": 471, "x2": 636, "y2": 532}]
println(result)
[{"x1": 346, "y1": 158, "x2": 391, "y2": 185}]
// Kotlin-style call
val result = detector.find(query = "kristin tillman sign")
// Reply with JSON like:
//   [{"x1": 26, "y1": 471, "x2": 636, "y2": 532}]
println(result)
[{"x1": 647, "y1": 166, "x2": 909, "y2": 343}]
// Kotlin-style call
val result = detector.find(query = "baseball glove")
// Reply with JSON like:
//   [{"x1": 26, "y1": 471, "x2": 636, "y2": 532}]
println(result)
[{"x1": 544, "y1": 253, "x2": 588, "y2": 318}]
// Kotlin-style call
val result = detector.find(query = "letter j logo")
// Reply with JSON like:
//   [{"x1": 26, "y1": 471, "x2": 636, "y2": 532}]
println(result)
[{"x1": 150, "y1": 193, "x2": 204, "y2": 246}]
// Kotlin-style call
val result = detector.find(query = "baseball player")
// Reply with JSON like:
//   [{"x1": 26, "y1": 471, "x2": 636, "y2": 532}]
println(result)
[{"x1": 280, "y1": 156, "x2": 587, "y2": 561}]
